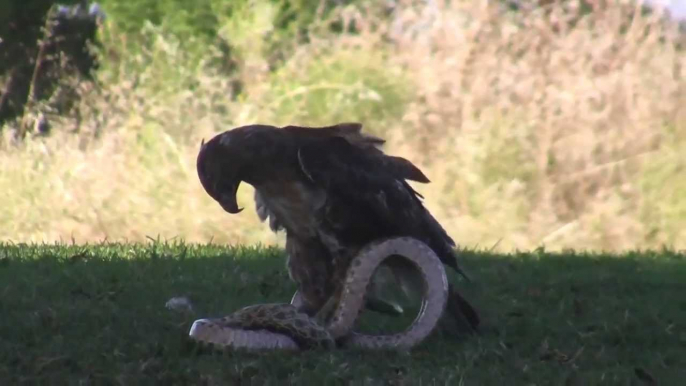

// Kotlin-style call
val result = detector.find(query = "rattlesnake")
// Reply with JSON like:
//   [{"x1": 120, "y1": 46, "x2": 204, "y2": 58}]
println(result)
[{"x1": 188, "y1": 237, "x2": 449, "y2": 350}]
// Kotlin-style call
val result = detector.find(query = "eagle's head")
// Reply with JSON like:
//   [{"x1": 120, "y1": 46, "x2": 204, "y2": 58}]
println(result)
[{"x1": 196, "y1": 125, "x2": 280, "y2": 214}]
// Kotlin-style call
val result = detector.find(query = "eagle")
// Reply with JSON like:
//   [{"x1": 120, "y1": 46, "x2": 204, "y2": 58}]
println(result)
[{"x1": 197, "y1": 123, "x2": 480, "y2": 333}]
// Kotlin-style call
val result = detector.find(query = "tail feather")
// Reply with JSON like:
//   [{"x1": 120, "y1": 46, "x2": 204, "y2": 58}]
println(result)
[{"x1": 449, "y1": 284, "x2": 480, "y2": 330}]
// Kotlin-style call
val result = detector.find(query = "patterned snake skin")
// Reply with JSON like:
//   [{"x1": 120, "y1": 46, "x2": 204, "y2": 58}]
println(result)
[{"x1": 188, "y1": 237, "x2": 448, "y2": 350}]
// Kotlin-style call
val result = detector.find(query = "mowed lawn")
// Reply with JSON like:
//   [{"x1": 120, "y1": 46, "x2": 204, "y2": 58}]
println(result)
[{"x1": 0, "y1": 243, "x2": 684, "y2": 385}]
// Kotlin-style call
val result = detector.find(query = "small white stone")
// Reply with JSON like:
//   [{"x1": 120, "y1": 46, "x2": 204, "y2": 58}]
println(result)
[{"x1": 165, "y1": 296, "x2": 194, "y2": 313}]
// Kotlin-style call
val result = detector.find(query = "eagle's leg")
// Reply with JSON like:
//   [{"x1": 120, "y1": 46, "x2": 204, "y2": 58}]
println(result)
[
  {"x1": 284, "y1": 238, "x2": 334, "y2": 316},
  {"x1": 313, "y1": 291, "x2": 340, "y2": 323},
  {"x1": 313, "y1": 260, "x2": 348, "y2": 323}
]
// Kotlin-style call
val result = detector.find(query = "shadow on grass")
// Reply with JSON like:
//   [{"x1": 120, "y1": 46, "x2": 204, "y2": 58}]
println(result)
[{"x1": 0, "y1": 242, "x2": 684, "y2": 384}]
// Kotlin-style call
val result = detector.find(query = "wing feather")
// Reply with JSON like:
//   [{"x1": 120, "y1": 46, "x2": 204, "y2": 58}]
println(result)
[
  {"x1": 283, "y1": 123, "x2": 385, "y2": 152},
  {"x1": 296, "y1": 135, "x2": 465, "y2": 277}
]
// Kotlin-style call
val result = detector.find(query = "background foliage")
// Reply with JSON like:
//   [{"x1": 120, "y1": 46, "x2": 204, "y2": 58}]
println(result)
[{"x1": 1, "y1": 0, "x2": 684, "y2": 252}]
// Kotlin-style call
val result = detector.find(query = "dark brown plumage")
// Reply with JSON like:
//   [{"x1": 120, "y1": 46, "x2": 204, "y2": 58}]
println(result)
[{"x1": 197, "y1": 123, "x2": 479, "y2": 332}]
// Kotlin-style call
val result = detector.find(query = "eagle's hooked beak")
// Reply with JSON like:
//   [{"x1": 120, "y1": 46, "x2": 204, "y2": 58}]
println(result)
[{"x1": 219, "y1": 181, "x2": 243, "y2": 214}]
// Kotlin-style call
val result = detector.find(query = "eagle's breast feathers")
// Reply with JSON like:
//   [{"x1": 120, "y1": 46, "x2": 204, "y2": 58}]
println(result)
[{"x1": 253, "y1": 179, "x2": 326, "y2": 239}]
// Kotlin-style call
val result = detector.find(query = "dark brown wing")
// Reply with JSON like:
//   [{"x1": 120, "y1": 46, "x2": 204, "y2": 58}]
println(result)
[
  {"x1": 282, "y1": 122, "x2": 385, "y2": 151},
  {"x1": 284, "y1": 123, "x2": 431, "y2": 184},
  {"x1": 295, "y1": 134, "x2": 465, "y2": 277}
]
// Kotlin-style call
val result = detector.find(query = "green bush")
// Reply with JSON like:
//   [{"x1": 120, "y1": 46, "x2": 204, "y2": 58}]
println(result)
[
  {"x1": 265, "y1": 48, "x2": 410, "y2": 130},
  {"x1": 96, "y1": 0, "x2": 359, "y2": 50}
]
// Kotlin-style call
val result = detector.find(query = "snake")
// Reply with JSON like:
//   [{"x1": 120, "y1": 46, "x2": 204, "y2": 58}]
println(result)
[{"x1": 188, "y1": 237, "x2": 448, "y2": 350}]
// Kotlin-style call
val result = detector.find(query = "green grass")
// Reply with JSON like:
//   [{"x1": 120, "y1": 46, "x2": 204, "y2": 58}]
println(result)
[{"x1": 1, "y1": 243, "x2": 685, "y2": 384}]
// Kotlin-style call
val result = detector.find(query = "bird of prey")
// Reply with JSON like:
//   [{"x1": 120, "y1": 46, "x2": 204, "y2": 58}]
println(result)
[{"x1": 197, "y1": 123, "x2": 479, "y2": 332}]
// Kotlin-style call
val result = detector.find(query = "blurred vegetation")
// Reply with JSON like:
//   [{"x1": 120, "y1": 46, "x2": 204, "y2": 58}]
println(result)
[
  {"x1": 0, "y1": 0, "x2": 684, "y2": 251},
  {"x1": 0, "y1": 0, "x2": 362, "y2": 125},
  {"x1": 0, "y1": 0, "x2": 360, "y2": 50}
]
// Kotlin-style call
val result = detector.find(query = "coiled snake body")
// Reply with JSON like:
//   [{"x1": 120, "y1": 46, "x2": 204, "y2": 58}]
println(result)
[{"x1": 188, "y1": 237, "x2": 448, "y2": 350}]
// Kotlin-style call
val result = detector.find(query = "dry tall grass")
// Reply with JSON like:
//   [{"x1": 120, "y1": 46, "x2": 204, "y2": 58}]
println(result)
[{"x1": 1, "y1": 0, "x2": 684, "y2": 252}]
